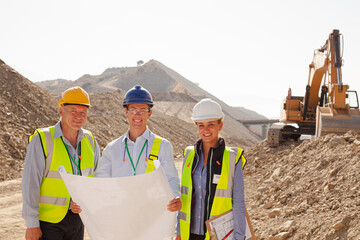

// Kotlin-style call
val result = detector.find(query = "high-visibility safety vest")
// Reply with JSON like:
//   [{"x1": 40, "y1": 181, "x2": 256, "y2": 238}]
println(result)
[
  {"x1": 29, "y1": 126, "x2": 95, "y2": 223},
  {"x1": 179, "y1": 146, "x2": 246, "y2": 240},
  {"x1": 145, "y1": 136, "x2": 162, "y2": 173}
]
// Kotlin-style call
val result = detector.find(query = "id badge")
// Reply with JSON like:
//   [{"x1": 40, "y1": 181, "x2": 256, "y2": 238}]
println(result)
[{"x1": 212, "y1": 174, "x2": 221, "y2": 184}]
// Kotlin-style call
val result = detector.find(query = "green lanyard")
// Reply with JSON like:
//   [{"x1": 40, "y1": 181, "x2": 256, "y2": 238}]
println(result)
[
  {"x1": 62, "y1": 138, "x2": 81, "y2": 175},
  {"x1": 125, "y1": 138, "x2": 148, "y2": 176}
]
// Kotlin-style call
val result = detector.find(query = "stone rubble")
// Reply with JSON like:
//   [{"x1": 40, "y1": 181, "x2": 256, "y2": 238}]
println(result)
[{"x1": 245, "y1": 130, "x2": 360, "y2": 239}]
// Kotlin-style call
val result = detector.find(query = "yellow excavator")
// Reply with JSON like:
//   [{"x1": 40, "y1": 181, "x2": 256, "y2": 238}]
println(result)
[{"x1": 268, "y1": 29, "x2": 360, "y2": 147}]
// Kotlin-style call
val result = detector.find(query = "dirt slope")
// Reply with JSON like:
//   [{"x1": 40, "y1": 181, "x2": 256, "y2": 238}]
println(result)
[
  {"x1": 3, "y1": 131, "x2": 359, "y2": 240},
  {"x1": 0, "y1": 59, "x2": 59, "y2": 180},
  {"x1": 0, "y1": 59, "x2": 203, "y2": 182},
  {"x1": 5, "y1": 59, "x2": 360, "y2": 239},
  {"x1": 3, "y1": 59, "x2": 255, "y2": 183},
  {"x1": 37, "y1": 59, "x2": 264, "y2": 143},
  {"x1": 245, "y1": 131, "x2": 360, "y2": 239}
]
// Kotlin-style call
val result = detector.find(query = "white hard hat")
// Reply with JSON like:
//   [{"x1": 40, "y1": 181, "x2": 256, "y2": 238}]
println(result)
[{"x1": 191, "y1": 98, "x2": 224, "y2": 122}]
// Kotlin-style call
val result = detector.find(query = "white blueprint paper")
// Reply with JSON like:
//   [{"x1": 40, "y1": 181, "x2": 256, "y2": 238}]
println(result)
[{"x1": 59, "y1": 163, "x2": 176, "y2": 240}]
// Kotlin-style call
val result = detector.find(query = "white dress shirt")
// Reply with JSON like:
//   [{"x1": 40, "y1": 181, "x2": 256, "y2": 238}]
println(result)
[{"x1": 95, "y1": 127, "x2": 180, "y2": 197}]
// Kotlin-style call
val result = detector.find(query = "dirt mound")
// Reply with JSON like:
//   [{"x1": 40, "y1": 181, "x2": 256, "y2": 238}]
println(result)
[
  {"x1": 0, "y1": 60, "x2": 58, "y2": 180},
  {"x1": 37, "y1": 59, "x2": 264, "y2": 143},
  {"x1": 0, "y1": 59, "x2": 202, "y2": 182},
  {"x1": 245, "y1": 131, "x2": 360, "y2": 239},
  {"x1": 2, "y1": 59, "x2": 360, "y2": 239},
  {"x1": 1, "y1": 57, "x2": 253, "y2": 182}
]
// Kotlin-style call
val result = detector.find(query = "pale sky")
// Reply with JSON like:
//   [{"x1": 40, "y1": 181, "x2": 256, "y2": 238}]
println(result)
[{"x1": 1, "y1": 0, "x2": 360, "y2": 118}]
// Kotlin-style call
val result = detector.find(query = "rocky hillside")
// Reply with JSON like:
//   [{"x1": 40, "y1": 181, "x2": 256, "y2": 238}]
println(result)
[
  {"x1": 0, "y1": 59, "x2": 200, "y2": 181},
  {"x1": 37, "y1": 60, "x2": 266, "y2": 120},
  {"x1": 37, "y1": 60, "x2": 193, "y2": 94},
  {"x1": 1, "y1": 59, "x2": 251, "y2": 181},
  {"x1": 0, "y1": 59, "x2": 59, "y2": 181},
  {"x1": 37, "y1": 59, "x2": 265, "y2": 143},
  {"x1": 245, "y1": 131, "x2": 360, "y2": 239},
  {"x1": 2, "y1": 58, "x2": 360, "y2": 239}
]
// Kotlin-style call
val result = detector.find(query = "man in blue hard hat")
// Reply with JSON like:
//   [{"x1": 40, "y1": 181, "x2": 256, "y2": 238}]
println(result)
[{"x1": 72, "y1": 85, "x2": 181, "y2": 213}]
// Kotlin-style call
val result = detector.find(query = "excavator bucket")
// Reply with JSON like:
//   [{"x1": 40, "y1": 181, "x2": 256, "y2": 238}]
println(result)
[{"x1": 315, "y1": 106, "x2": 360, "y2": 137}]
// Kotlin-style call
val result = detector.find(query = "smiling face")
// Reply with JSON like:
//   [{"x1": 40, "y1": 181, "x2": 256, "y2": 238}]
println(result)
[
  {"x1": 125, "y1": 103, "x2": 152, "y2": 134},
  {"x1": 196, "y1": 119, "x2": 223, "y2": 147},
  {"x1": 59, "y1": 105, "x2": 88, "y2": 132}
]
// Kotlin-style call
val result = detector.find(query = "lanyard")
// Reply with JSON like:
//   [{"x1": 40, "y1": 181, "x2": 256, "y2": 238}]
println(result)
[
  {"x1": 125, "y1": 138, "x2": 148, "y2": 176},
  {"x1": 62, "y1": 137, "x2": 81, "y2": 175}
]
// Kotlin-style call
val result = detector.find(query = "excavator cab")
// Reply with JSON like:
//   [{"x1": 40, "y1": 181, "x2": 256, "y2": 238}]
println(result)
[{"x1": 346, "y1": 90, "x2": 359, "y2": 109}]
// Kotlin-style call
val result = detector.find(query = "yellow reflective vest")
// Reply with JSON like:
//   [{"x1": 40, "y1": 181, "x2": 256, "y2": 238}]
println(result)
[
  {"x1": 179, "y1": 143, "x2": 246, "y2": 240},
  {"x1": 145, "y1": 136, "x2": 162, "y2": 173},
  {"x1": 29, "y1": 126, "x2": 95, "y2": 223}
]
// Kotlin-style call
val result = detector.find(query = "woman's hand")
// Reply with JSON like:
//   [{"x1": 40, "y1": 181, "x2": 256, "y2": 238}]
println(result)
[
  {"x1": 70, "y1": 200, "x2": 82, "y2": 214},
  {"x1": 167, "y1": 197, "x2": 182, "y2": 212}
]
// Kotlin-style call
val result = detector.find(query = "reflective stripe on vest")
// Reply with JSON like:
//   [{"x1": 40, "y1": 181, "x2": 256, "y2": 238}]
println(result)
[
  {"x1": 145, "y1": 136, "x2": 162, "y2": 173},
  {"x1": 179, "y1": 146, "x2": 246, "y2": 240},
  {"x1": 29, "y1": 126, "x2": 95, "y2": 223},
  {"x1": 179, "y1": 146, "x2": 195, "y2": 240}
]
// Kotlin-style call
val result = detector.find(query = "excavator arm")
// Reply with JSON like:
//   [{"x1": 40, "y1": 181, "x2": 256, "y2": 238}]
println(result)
[
  {"x1": 314, "y1": 30, "x2": 360, "y2": 137},
  {"x1": 303, "y1": 30, "x2": 347, "y2": 120},
  {"x1": 302, "y1": 44, "x2": 328, "y2": 120}
]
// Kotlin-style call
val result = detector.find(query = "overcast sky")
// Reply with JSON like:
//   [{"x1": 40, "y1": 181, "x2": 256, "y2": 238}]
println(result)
[{"x1": 1, "y1": 0, "x2": 360, "y2": 118}]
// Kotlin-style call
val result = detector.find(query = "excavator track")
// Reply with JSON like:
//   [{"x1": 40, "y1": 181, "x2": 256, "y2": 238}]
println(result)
[
  {"x1": 267, "y1": 125, "x2": 284, "y2": 147},
  {"x1": 267, "y1": 125, "x2": 301, "y2": 147}
]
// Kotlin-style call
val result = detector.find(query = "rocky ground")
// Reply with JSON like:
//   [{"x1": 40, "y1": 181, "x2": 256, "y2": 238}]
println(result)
[
  {"x1": 0, "y1": 160, "x2": 184, "y2": 240},
  {"x1": 2, "y1": 58, "x2": 360, "y2": 239},
  {"x1": 2, "y1": 131, "x2": 360, "y2": 239},
  {"x1": 0, "y1": 59, "x2": 251, "y2": 182},
  {"x1": 0, "y1": 59, "x2": 59, "y2": 181},
  {"x1": 244, "y1": 131, "x2": 360, "y2": 240}
]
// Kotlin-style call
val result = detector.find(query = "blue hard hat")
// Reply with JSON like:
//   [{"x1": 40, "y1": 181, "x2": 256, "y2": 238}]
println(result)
[{"x1": 122, "y1": 85, "x2": 154, "y2": 108}]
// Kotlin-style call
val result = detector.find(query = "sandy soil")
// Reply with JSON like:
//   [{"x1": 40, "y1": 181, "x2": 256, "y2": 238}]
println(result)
[
  {"x1": 0, "y1": 160, "x2": 185, "y2": 240},
  {"x1": 0, "y1": 178, "x2": 24, "y2": 239}
]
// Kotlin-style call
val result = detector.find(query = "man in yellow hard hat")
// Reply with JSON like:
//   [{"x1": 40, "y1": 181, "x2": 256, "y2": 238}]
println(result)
[{"x1": 22, "y1": 86, "x2": 100, "y2": 240}]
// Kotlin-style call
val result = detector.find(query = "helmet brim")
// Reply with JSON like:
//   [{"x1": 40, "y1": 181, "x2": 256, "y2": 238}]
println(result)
[{"x1": 122, "y1": 99, "x2": 154, "y2": 108}]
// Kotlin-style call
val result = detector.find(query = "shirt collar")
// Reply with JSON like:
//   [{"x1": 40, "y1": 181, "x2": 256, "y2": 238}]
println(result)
[
  {"x1": 124, "y1": 127, "x2": 151, "y2": 143},
  {"x1": 54, "y1": 121, "x2": 85, "y2": 142}
]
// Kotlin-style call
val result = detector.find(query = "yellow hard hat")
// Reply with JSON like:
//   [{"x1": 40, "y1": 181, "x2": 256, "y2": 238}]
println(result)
[{"x1": 58, "y1": 86, "x2": 91, "y2": 108}]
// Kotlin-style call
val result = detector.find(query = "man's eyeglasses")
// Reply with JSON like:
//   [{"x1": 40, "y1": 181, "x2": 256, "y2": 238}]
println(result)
[{"x1": 127, "y1": 107, "x2": 150, "y2": 115}]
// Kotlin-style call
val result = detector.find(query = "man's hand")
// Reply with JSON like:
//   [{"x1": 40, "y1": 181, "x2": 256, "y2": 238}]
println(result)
[
  {"x1": 175, "y1": 235, "x2": 181, "y2": 240},
  {"x1": 25, "y1": 227, "x2": 42, "y2": 240},
  {"x1": 167, "y1": 197, "x2": 182, "y2": 212},
  {"x1": 70, "y1": 200, "x2": 82, "y2": 214}
]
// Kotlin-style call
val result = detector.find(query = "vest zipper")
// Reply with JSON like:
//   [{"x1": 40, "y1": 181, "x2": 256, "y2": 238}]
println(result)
[
  {"x1": 78, "y1": 142, "x2": 82, "y2": 176},
  {"x1": 206, "y1": 148, "x2": 213, "y2": 221},
  {"x1": 192, "y1": 145, "x2": 199, "y2": 174},
  {"x1": 61, "y1": 137, "x2": 82, "y2": 176}
]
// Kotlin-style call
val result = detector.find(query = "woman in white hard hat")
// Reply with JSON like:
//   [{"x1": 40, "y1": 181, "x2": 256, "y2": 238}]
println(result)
[{"x1": 176, "y1": 98, "x2": 247, "y2": 240}]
